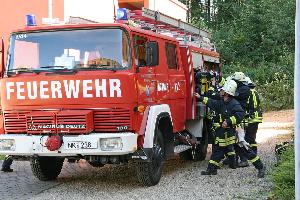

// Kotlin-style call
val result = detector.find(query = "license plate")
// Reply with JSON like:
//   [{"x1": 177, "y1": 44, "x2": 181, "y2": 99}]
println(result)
[{"x1": 64, "y1": 141, "x2": 98, "y2": 149}]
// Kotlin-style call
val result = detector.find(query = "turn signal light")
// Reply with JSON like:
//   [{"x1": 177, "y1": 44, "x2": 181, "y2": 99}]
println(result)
[{"x1": 137, "y1": 105, "x2": 146, "y2": 113}]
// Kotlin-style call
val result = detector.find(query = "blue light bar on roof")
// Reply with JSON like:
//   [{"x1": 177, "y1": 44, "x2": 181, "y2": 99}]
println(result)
[
  {"x1": 26, "y1": 14, "x2": 37, "y2": 26},
  {"x1": 116, "y1": 8, "x2": 128, "y2": 20}
]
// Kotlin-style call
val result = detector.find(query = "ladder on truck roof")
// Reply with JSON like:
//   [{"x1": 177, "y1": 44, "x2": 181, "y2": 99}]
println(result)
[{"x1": 128, "y1": 8, "x2": 215, "y2": 51}]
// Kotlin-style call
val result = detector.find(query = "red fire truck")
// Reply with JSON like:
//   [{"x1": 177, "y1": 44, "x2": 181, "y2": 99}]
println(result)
[{"x1": 0, "y1": 8, "x2": 220, "y2": 186}]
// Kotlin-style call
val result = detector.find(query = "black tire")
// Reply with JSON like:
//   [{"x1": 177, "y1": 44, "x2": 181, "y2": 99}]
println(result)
[
  {"x1": 88, "y1": 161, "x2": 104, "y2": 168},
  {"x1": 136, "y1": 129, "x2": 164, "y2": 186},
  {"x1": 179, "y1": 139, "x2": 207, "y2": 161},
  {"x1": 30, "y1": 156, "x2": 64, "y2": 181},
  {"x1": 179, "y1": 148, "x2": 193, "y2": 160}
]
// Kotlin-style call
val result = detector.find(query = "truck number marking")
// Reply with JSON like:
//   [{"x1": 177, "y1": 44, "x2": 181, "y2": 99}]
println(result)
[
  {"x1": 16, "y1": 34, "x2": 27, "y2": 40},
  {"x1": 116, "y1": 126, "x2": 128, "y2": 131},
  {"x1": 65, "y1": 141, "x2": 97, "y2": 149}
]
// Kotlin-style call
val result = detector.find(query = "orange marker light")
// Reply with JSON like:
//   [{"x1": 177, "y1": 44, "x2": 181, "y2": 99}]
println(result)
[{"x1": 137, "y1": 105, "x2": 146, "y2": 113}]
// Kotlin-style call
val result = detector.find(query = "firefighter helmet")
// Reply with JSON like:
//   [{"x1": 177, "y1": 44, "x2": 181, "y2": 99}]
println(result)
[
  {"x1": 222, "y1": 79, "x2": 237, "y2": 96},
  {"x1": 232, "y1": 72, "x2": 247, "y2": 82},
  {"x1": 225, "y1": 75, "x2": 233, "y2": 82},
  {"x1": 245, "y1": 76, "x2": 252, "y2": 84}
]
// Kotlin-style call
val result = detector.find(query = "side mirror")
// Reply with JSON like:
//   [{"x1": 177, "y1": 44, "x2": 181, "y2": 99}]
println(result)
[
  {"x1": 146, "y1": 41, "x2": 159, "y2": 66},
  {"x1": 0, "y1": 38, "x2": 4, "y2": 77}
]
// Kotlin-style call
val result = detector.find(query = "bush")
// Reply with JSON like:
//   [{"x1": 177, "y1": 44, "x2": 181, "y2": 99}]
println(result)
[
  {"x1": 222, "y1": 58, "x2": 294, "y2": 111},
  {"x1": 259, "y1": 73, "x2": 294, "y2": 111},
  {"x1": 270, "y1": 145, "x2": 295, "y2": 200}
]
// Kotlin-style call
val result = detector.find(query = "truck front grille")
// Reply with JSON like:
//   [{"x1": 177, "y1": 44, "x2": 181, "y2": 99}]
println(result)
[
  {"x1": 4, "y1": 111, "x2": 29, "y2": 133},
  {"x1": 26, "y1": 112, "x2": 57, "y2": 134},
  {"x1": 94, "y1": 108, "x2": 131, "y2": 132},
  {"x1": 3, "y1": 108, "x2": 132, "y2": 134}
]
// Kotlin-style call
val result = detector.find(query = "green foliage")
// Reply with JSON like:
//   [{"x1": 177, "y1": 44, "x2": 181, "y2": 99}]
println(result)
[
  {"x1": 212, "y1": 0, "x2": 295, "y2": 66},
  {"x1": 0, "y1": 155, "x2": 5, "y2": 160},
  {"x1": 181, "y1": 0, "x2": 295, "y2": 110},
  {"x1": 222, "y1": 60, "x2": 294, "y2": 111},
  {"x1": 270, "y1": 145, "x2": 295, "y2": 200}
]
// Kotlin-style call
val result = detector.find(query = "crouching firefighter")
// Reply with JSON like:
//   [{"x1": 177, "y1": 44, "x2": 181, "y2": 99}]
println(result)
[{"x1": 195, "y1": 80, "x2": 244, "y2": 175}]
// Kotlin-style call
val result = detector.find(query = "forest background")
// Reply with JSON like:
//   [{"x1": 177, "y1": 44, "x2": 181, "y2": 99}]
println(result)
[{"x1": 179, "y1": 0, "x2": 295, "y2": 110}]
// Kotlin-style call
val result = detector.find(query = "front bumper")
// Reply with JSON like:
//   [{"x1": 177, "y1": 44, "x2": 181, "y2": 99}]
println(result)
[{"x1": 0, "y1": 133, "x2": 138, "y2": 156}]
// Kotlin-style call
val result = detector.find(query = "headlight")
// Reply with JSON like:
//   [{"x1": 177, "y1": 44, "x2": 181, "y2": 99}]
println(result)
[
  {"x1": 100, "y1": 138, "x2": 123, "y2": 151},
  {"x1": 0, "y1": 139, "x2": 16, "y2": 151}
]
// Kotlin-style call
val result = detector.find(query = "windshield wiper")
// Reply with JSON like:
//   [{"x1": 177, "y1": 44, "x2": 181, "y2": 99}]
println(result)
[
  {"x1": 7, "y1": 68, "x2": 41, "y2": 75},
  {"x1": 40, "y1": 66, "x2": 78, "y2": 75},
  {"x1": 40, "y1": 66, "x2": 73, "y2": 70}
]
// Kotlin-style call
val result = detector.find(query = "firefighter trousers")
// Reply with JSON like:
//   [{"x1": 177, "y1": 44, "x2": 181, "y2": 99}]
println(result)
[
  {"x1": 245, "y1": 123, "x2": 259, "y2": 154},
  {"x1": 235, "y1": 144, "x2": 263, "y2": 170},
  {"x1": 207, "y1": 130, "x2": 236, "y2": 171}
]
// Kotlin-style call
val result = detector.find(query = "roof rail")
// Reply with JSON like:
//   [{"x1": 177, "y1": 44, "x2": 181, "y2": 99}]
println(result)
[
  {"x1": 128, "y1": 8, "x2": 215, "y2": 51},
  {"x1": 138, "y1": 8, "x2": 211, "y2": 39}
]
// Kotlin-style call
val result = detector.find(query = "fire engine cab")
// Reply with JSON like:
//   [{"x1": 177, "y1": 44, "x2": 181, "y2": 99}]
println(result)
[{"x1": 0, "y1": 7, "x2": 220, "y2": 186}]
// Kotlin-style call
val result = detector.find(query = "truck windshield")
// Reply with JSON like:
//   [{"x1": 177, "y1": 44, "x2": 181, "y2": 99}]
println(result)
[{"x1": 6, "y1": 28, "x2": 131, "y2": 72}]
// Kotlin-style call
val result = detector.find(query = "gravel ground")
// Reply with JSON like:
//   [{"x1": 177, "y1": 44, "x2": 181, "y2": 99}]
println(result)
[{"x1": 27, "y1": 110, "x2": 294, "y2": 200}]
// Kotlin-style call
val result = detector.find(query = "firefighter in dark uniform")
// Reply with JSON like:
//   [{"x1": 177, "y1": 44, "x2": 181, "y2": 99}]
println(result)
[
  {"x1": 244, "y1": 77, "x2": 263, "y2": 154},
  {"x1": 231, "y1": 75, "x2": 266, "y2": 178},
  {"x1": 231, "y1": 72, "x2": 251, "y2": 167},
  {"x1": 1, "y1": 155, "x2": 13, "y2": 172},
  {"x1": 195, "y1": 80, "x2": 244, "y2": 175}
]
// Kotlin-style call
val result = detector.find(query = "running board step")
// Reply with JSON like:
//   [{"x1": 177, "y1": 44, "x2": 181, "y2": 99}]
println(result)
[{"x1": 174, "y1": 145, "x2": 192, "y2": 154}]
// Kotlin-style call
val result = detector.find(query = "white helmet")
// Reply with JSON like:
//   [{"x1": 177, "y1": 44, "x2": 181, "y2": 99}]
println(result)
[
  {"x1": 226, "y1": 75, "x2": 233, "y2": 82},
  {"x1": 232, "y1": 72, "x2": 247, "y2": 82},
  {"x1": 244, "y1": 77, "x2": 252, "y2": 84},
  {"x1": 222, "y1": 79, "x2": 237, "y2": 96}
]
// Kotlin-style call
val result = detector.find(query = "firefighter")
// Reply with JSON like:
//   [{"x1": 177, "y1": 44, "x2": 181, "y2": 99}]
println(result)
[
  {"x1": 230, "y1": 75, "x2": 266, "y2": 177},
  {"x1": 195, "y1": 80, "x2": 244, "y2": 175},
  {"x1": 231, "y1": 72, "x2": 251, "y2": 167},
  {"x1": 1, "y1": 155, "x2": 13, "y2": 172},
  {"x1": 244, "y1": 77, "x2": 263, "y2": 154}
]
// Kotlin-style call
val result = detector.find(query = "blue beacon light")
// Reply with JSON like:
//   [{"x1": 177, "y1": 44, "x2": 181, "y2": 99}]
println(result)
[
  {"x1": 116, "y1": 8, "x2": 128, "y2": 20},
  {"x1": 26, "y1": 14, "x2": 37, "y2": 26}
]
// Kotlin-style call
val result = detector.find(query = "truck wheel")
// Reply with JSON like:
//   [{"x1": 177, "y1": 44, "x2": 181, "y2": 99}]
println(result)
[
  {"x1": 30, "y1": 156, "x2": 64, "y2": 181},
  {"x1": 136, "y1": 129, "x2": 164, "y2": 186},
  {"x1": 179, "y1": 147, "x2": 193, "y2": 160},
  {"x1": 88, "y1": 161, "x2": 104, "y2": 168},
  {"x1": 196, "y1": 119, "x2": 209, "y2": 161},
  {"x1": 194, "y1": 136, "x2": 208, "y2": 161}
]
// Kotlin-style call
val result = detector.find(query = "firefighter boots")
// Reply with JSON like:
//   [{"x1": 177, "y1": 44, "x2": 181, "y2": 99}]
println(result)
[
  {"x1": 257, "y1": 166, "x2": 266, "y2": 178},
  {"x1": 201, "y1": 165, "x2": 217, "y2": 175}
]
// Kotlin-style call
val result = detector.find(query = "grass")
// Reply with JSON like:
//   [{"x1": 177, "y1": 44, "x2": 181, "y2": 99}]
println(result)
[
  {"x1": 0, "y1": 155, "x2": 5, "y2": 160},
  {"x1": 269, "y1": 144, "x2": 295, "y2": 200}
]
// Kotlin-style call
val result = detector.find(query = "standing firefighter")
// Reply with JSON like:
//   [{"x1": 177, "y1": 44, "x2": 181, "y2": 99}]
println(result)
[
  {"x1": 232, "y1": 75, "x2": 266, "y2": 178},
  {"x1": 244, "y1": 77, "x2": 263, "y2": 154},
  {"x1": 195, "y1": 80, "x2": 244, "y2": 175},
  {"x1": 231, "y1": 72, "x2": 251, "y2": 167}
]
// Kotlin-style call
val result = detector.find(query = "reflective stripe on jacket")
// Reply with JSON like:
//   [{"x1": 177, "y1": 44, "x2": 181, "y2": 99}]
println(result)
[{"x1": 246, "y1": 89, "x2": 263, "y2": 123}]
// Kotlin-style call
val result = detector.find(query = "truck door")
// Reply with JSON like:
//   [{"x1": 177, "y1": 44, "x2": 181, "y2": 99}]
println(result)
[
  {"x1": 133, "y1": 34, "x2": 157, "y2": 105},
  {"x1": 165, "y1": 42, "x2": 186, "y2": 131}
]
